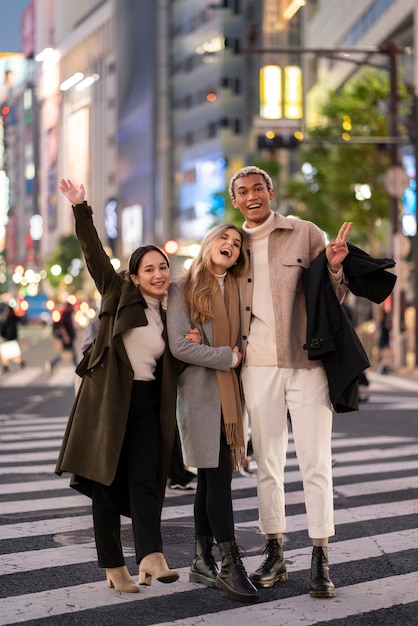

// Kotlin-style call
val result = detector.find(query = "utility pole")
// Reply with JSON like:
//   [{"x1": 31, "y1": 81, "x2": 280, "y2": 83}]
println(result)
[{"x1": 385, "y1": 42, "x2": 404, "y2": 368}]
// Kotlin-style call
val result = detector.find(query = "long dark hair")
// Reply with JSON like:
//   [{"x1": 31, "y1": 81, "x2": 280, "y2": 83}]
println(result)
[{"x1": 128, "y1": 245, "x2": 169, "y2": 275}]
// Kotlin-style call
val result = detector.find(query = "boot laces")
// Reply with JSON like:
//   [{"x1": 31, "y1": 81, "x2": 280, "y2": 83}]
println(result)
[
  {"x1": 312, "y1": 548, "x2": 329, "y2": 580},
  {"x1": 227, "y1": 544, "x2": 247, "y2": 575},
  {"x1": 202, "y1": 544, "x2": 217, "y2": 570},
  {"x1": 260, "y1": 541, "x2": 280, "y2": 569}
]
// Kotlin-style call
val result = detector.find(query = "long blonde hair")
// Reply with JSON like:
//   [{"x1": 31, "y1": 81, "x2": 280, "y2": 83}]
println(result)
[{"x1": 181, "y1": 224, "x2": 249, "y2": 323}]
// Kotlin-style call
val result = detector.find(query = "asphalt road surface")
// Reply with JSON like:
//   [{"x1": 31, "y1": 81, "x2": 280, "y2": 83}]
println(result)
[{"x1": 1, "y1": 330, "x2": 418, "y2": 625}]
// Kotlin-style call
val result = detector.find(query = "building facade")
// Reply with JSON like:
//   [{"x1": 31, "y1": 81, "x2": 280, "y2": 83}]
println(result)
[{"x1": 15, "y1": 3, "x2": 413, "y2": 286}]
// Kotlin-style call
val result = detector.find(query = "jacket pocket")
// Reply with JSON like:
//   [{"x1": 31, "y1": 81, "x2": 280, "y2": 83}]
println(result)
[{"x1": 282, "y1": 254, "x2": 310, "y2": 292}]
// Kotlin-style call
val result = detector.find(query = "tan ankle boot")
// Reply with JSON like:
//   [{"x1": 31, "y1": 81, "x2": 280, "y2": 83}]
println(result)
[
  {"x1": 106, "y1": 565, "x2": 140, "y2": 593},
  {"x1": 138, "y1": 552, "x2": 179, "y2": 585}
]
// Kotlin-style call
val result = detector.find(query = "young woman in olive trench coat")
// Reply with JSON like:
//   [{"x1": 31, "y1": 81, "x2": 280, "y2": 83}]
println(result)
[{"x1": 55, "y1": 180, "x2": 183, "y2": 593}]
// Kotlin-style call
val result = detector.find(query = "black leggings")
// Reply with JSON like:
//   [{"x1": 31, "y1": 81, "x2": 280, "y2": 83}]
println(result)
[
  {"x1": 194, "y1": 432, "x2": 235, "y2": 543},
  {"x1": 91, "y1": 380, "x2": 163, "y2": 568}
]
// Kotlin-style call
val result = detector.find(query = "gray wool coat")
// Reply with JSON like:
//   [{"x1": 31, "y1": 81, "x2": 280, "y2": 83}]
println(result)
[
  {"x1": 166, "y1": 277, "x2": 236, "y2": 468},
  {"x1": 55, "y1": 202, "x2": 179, "y2": 512}
]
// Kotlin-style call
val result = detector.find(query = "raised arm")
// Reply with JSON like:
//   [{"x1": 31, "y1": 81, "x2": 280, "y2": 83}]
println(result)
[
  {"x1": 59, "y1": 179, "x2": 121, "y2": 296},
  {"x1": 326, "y1": 221, "x2": 352, "y2": 271},
  {"x1": 59, "y1": 179, "x2": 86, "y2": 205}
]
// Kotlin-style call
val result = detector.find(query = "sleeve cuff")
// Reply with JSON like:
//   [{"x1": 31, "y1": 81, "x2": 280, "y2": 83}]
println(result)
[{"x1": 327, "y1": 265, "x2": 344, "y2": 280}]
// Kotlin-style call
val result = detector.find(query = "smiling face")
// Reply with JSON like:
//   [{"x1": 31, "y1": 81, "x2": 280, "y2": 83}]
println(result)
[
  {"x1": 231, "y1": 173, "x2": 274, "y2": 228},
  {"x1": 131, "y1": 250, "x2": 170, "y2": 300},
  {"x1": 210, "y1": 227, "x2": 242, "y2": 275}
]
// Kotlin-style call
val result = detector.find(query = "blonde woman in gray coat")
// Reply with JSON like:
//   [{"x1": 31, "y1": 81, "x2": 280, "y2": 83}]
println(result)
[{"x1": 167, "y1": 224, "x2": 259, "y2": 604}]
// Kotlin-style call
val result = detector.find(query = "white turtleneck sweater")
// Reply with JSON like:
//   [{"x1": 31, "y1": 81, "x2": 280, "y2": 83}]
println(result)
[
  {"x1": 243, "y1": 211, "x2": 278, "y2": 366},
  {"x1": 122, "y1": 295, "x2": 165, "y2": 380}
]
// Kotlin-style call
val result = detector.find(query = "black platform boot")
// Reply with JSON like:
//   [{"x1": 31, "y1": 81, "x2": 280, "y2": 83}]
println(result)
[
  {"x1": 309, "y1": 546, "x2": 336, "y2": 598},
  {"x1": 249, "y1": 538, "x2": 287, "y2": 588},
  {"x1": 189, "y1": 536, "x2": 218, "y2": 588},
  {"x1": 216, "y1": 542, "x2": 259, "y2": 603}
]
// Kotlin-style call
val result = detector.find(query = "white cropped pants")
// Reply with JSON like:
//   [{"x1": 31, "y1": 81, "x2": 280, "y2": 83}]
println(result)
[{"x1": 241, "y1": 366, "x2": 335, "y2": 539}]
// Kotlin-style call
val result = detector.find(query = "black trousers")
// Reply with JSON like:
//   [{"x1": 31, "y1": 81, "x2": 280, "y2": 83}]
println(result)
[
  {"x1": 194, "y1": 431, "x2": 235, "y2": 543},
  {"x1": 91, "y1": 380, "x2": 163, "y2": 568}
]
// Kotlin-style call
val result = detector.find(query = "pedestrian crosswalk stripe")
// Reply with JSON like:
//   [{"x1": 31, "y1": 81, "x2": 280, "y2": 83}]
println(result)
[
  {"x1": 2, "y1": 526, "x2": 418, "y2": 577},
  {"x1": 1, "y1": 463, "x2": 417, "y2": 499},
  {"x1": 0, "y1": 365, "x2": 76, "y2": 387},
  {"x1": 156, "y1": 572, "x2": 418, "y2": 626},
  {"x1": 1, "y1": 402, "x2": 418, "y2": 624},
  {"x1": 1, "y1": 547, "x2": 418, "y2": 624}
]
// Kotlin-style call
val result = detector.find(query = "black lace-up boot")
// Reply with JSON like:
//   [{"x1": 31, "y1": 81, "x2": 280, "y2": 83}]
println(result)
[
  {"x1": 309, "y1": 546, "x2": 336, "y2": 598},
  {"x1": 249, "y1": 538, "x2": 287, "y2": 588},
  {"x1": 216, "y1": 542, "x2": 259, "y2": 603},
  {"x1": 189, "y1": 536, "x2": 218, "y2": 588}
]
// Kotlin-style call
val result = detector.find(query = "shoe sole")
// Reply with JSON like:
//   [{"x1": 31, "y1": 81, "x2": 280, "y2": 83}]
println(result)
[
  {"x1": 189, "y1": 571, "x2": 217, "y2": 588},
  {"x1": 309, "y1": 589, "x2": 336, "y2": 598},
  {"x1": 250, "y1": 571, "x2": 288, "y2": 588},
  {"x1": 156, "y1": 573, "x2": 179, "y2": 583}
]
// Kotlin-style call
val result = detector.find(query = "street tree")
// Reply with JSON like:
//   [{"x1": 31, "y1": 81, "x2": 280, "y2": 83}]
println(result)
[
  {"x1": 45, "y1": 233, "x2": 84, "y2": 291},
  {"x1": 282, "y1": 70, "x2": 410, "y2": 254}
]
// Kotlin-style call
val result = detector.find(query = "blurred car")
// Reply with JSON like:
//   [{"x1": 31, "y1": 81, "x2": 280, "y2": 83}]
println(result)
[{"x1": 20, "y1": 294, "x2": 54, "y2": 324}]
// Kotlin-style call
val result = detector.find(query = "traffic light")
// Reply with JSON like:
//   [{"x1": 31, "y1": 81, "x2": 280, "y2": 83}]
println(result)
[
  {"x1": 257, "y1": 133, "x2": 301, "y2": 151},
  {"x1": 1, "y1": 104, "x2": 15, "y2": 127}
]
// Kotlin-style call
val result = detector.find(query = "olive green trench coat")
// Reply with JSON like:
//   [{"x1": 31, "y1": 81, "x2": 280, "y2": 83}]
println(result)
[{"x1": 55, "y1": 202, "x2": 179, "y2": 514}]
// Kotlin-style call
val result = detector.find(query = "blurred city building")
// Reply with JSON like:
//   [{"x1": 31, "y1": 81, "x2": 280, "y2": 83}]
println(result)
[
  {"x1": 0, "y1": 0, "x2": 306, "y2": 284},
  {"x1": 0, "y1": 0, "x2": 416, "y2": 292},
  {"x1": 304, "y1": 0, "x2": 417, "y2": 231},
  {"x1": 303, "y1": 0, "x2": 418, "y2": 367}
]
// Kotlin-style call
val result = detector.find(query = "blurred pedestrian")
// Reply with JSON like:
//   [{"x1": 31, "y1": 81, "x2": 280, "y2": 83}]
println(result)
[
  {"x1": 0, "y1": 305, "x2": 25, "y2": 373},
  {"x1": 56, "y1": 179, "x2": 182, "y2": 594},
  {"x1": 377, "y1": 309, "x2": 391, "y2": 374},
  {"x1": 167, "y1": 224, "x2": 259, "y2": 603},
  {"x1": 46, "y1": 301, "x2": 78, "y2": 373}
]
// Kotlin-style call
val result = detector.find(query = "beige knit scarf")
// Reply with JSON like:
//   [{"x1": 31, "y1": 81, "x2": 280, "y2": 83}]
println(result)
[{"x1": 212, "y1": 273, "x2": 245, "y2": 471}]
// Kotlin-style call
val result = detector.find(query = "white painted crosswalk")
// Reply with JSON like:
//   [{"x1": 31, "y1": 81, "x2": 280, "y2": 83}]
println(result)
[
  {"x1": 1, "y1": 405, "x2": 418, "y2": 624},
  {"x1": 0, "y1": 364, "x2": 77, "y2": 387}
]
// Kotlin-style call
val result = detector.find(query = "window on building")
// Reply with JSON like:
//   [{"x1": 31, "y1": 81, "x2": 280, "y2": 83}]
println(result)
[
  {"x1": 185, "y1": 131, "x2": 194, "y2": 145},
  {"x1": 183, "y1": 206, "x2": 196, "y2": 220},
  {"x1": 184, "y1": 169, "x2": 196, "y2": 184},
  {"x1": 208, "y1": 122, "x2": 217, "y2": 138}
]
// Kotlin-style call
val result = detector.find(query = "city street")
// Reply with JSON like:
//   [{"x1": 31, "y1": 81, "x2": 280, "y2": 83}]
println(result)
[{"x1": 1, "y1": 329, "x2": 418, "y2": 624}]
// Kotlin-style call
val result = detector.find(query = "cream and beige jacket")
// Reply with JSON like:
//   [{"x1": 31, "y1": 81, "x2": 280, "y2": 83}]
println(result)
[{"x1": 238, "y1": 211, "x2": 346, "y2": 369}]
